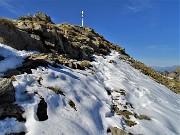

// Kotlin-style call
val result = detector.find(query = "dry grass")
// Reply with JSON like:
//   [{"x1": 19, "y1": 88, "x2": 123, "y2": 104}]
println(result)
[
  {"x1": 124, "y1": 119, "x2": 137, "y2": 127},
  {"x1": 111, "y1": 104, "x2": 133, "y2": 119},
  {"x1": 0, "y1": 18, "x2": 16, "y2": 29},
  {"x1": 134, "y1": 113, "x2": 151, "y2": 120},
  {"x1": 80, "y1": 60, "x2": 92, "y2": 69},
  {"x1": 47, "y1": 86, "x2": 65, "y2": 96},
  {"x1": 111, "y1": 102, "x2": 150, "y2": 127}
]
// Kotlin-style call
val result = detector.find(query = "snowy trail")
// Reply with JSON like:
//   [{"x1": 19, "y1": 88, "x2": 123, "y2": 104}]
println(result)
[{"x1": 93, "y1": 51, "x2": 180, "y2": 135}]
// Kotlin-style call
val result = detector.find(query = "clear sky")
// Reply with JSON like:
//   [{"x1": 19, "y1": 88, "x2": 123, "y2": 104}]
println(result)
[{"x1": 0, "y1": 0, "x2": 179, "y2": 66}]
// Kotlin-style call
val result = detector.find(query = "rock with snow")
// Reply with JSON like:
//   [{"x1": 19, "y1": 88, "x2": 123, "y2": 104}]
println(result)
[
  {"x1": 0, "y1": 78, "x2": 25, "y2": 123},
  {"x1": 0, "y1": 103, "x2": 25, "y2": 122}
]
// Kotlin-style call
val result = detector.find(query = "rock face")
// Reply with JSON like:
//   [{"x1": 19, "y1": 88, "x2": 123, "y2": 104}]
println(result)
[
  {"x1": 0, "y1": 12, "x2": 127, "y2": 61},
  {"x1": 161, "y1": 67, "x2": 180, "y2": 81},
  {"x1": 0, "y1": 18, "x2": 47, "y2": 52},
  {"x1": 0, "y1": 78, "x2": 15, "y2": 102},
  {"x1": 0, "y1": 78, "x2": 25, "y2": 122}
]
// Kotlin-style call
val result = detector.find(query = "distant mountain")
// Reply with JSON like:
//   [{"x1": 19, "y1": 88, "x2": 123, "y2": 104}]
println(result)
[
  {"x1": 161, "y1": 67, "x2": 180, "y2": 81},
  {"x1": 151, "y1": 65, "x2": 180, "y2": 72}
]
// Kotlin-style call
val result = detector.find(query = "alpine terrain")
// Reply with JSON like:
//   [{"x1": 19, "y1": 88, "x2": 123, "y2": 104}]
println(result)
[{"x1": 0, "y1": 12, "x2": 179, "y2": 135}]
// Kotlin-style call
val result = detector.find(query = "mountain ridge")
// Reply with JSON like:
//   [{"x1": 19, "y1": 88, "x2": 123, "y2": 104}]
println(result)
[
  {"x1": 0, "y1": 12, "x2": 179, "y2": 94},
  {"x1": 0, "y1": 12, "x2": 180, "y2": 135}
]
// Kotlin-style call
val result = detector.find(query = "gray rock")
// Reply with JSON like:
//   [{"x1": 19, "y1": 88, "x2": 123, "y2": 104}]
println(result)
[
  {"x1": 0, "y1": 78, "x2": 15, "y2": 102},
  {"x1": 0, "y1": 19, "x2": 47, "y2": 52},
  {"x1": 0, "y1": 103, "x2": 25, "y2": 122},
  {"x1": 0, "y1": 78, "x2": 25, "y2": 122}
]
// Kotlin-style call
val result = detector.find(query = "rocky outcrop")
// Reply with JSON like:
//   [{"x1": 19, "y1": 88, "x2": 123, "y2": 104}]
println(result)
[
  {"x1": 161, "y1": 67, "x2": 180, "y2": 81},
  {"x1": 0, "y1": 12, "x2": 128, "y2": 61},
  {"x1": 0, "y1": 103, "x2": 25, "y2": 122},
  {"x1": 0, "y1": 18, "x2": 47, "y2": 52},
  {"x1": 0, "y1": 78, "x2": 25, "y2": 122},
  {"x1": 18, "y1": 11, "x2": 53, "y2": 24},
  {"x1": 0, "y1": 78, "x2": 15, "y2": 102}
]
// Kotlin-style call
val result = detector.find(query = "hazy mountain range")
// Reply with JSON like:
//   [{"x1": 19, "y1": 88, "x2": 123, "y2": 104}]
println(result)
[{"x1": 151, "y1": 65, "x2": 180, "y2": 72}]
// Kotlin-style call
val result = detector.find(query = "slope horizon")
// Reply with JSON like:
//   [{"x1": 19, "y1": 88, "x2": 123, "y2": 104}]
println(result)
[{"x1": 0, "y1": 0, "x2": 179, "y2": 67}]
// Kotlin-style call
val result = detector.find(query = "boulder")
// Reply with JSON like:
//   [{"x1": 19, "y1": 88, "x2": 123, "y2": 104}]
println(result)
[
  {"x1": 33, "y1": 11, "x2": 53, "y2": 24},
  {"x1": 0, "y1": 78, "x2": 25, "y2": 122},
  {"x1": 0, "y1": 18, "x2": 27, "y2": 50},
  {"x1": 0, "y1": 78, "x2": 15, "y2": 102},
  {"x1": 0, "y1": 18, "x2": 47, "y2": 52},
  {"x1": 0, "y1": 103, "x2": 25, "y2": 122}
]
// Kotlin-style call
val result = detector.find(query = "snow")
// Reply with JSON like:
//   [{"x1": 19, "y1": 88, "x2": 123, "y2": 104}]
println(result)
[
  {"x1": 0, "y1": 118, "x2": 26, "y2": 134},
  {"x1": 0, "y1": 44, "x2": 180, "y2": 135},
  {"x1": 0, "y1": 43, "x2": 37, "y2": 76},
  {"x1": 93, "y1": 52, "x2": 180, "y2": 135}
]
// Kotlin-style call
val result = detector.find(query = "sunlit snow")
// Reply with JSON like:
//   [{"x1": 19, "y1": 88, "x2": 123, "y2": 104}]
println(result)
[
  {"x1": 0, "y1": 44, "x2": 179, "y2": 135},
  {"x1": 0, "y1": 43, "x2": 37, "y2": 76}
]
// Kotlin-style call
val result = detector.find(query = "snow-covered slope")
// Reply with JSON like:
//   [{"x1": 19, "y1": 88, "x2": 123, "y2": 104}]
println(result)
[
  {"x1": 0, "y1": 43, "x2": 37, "y2": 76},
  {"x1": 0, "y1": 44, "x2": 180, "y2": 135}
]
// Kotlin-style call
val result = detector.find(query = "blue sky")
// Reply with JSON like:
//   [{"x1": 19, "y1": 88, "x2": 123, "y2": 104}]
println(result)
[{"x1": 0, "y1": 0, "x2": 179, "y2": 66}]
